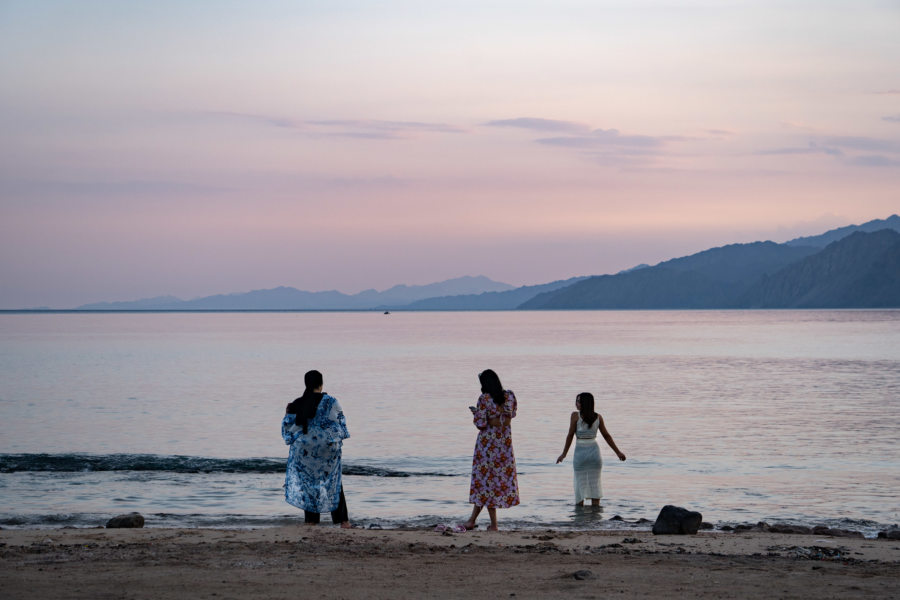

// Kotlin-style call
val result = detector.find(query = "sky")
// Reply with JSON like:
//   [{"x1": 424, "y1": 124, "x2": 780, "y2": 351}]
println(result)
[{"x1": 1, "y1": 0, "x2": 899, "y2": 308}]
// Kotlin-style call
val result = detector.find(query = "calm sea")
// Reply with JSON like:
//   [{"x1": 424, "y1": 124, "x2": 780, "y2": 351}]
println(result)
[{"x1": 1, "y1": 310, "x2": 898, "y2": 536}]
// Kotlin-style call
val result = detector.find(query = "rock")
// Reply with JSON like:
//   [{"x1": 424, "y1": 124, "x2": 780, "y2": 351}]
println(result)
[
  {"x1": 720, "y1": 525, "x2": 734, "y2": 531},
  {"x1": 877, "y1": 527, "x2": 900, "y2": 540},
  {"x1": 699, "y1": 522, "x2": 714, "y2": 530},
  {"x1": 769, "y1": 523, "x2": 812, "y2": 535},
  {"x1": 636, "y1": 518, "x2": 652, "y2": 524},
  {"x1": 652, "y1": 505, "x2": 703, "y2": 535},
  {"x1": 811, "y1": 526, "x2": 863, "y2": 538},
  {"x1": 610, "y1": 515, "x2": 624, "y2": 521},
  {"x1": 106, "y1": 512, "x2": 144, "y2": 528},
  {"x1": 572, "y1": 570, "x2": 593, "y2": 580}
]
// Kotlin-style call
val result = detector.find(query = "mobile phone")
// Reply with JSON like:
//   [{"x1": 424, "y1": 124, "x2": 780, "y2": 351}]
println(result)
[{"x1": 468, "y1": 405, "x2": 477, "y2": 413}]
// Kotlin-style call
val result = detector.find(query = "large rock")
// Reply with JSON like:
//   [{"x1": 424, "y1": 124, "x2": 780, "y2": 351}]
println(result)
[
  {"x1": 877, "y1": 527, "x2": 900, "y2": 540},
  {"x1": 768, "y1": 523, "x2": 812, "y2": 535},
  {"x1": 811, "y1": 525, "x2": 863, "y2": 539},
  {"x1": 652, "y1": 505, "x2": 703, "y2": 535},
  {"x1": 106, "y1": 512, "x2": 145, "y2": 528}
]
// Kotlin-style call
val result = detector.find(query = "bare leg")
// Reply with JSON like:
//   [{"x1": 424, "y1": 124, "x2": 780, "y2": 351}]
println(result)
[
  {"x1": 576, "y1": 501, "x2": 584, "y2": 507},
  {"x1": 463, "y1": 505, "x2": 482, "y2": 530},
  {"x1": 591, "y1": 499, "x2": 600, "y2": 507},
  {"x1": 487, "y1": 508, "x2": 498, "y2": 531}
]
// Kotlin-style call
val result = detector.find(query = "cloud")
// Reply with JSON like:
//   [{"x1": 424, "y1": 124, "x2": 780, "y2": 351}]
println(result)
[
  {"x1": 821, "y1": 136, "x2": 900, "y2": 154},
  {"x1": 756, "y1": 144, "x2": 843, "y2": 157},
  {"x1": 705, "y1": 129, "x2": 736, "y2": 137},
  {"x1": 537, "y1": 128, "x2": 665, "y2": 150},
  {"x1": 882, "y1": 115, "x2": 900, "y2": 123},
  {"x1": 200, "y1": 111, "x2": 464, "y2": 139},
  {"x1": 483, "y1": 117, "x2": 590, "y2": 134},
  {"x1": 846, "y1": 155, "x2": 900, "y2": 167},
  {"x1": 873, "y1": 89, "x2": 900, "y2": 95}
]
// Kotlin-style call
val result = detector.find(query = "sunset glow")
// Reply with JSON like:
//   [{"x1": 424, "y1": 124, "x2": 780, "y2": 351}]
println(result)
[{"x1": 1, "y1": 1, "x2": 898, "y2": 307}]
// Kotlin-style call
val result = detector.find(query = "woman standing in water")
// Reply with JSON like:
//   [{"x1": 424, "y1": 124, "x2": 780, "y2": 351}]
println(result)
[
  {"x1": 463, "y1": 369, "x2": 519, "y2": 531},
  {"x1": 282, "y1": 370, "x2": 351, "y2": 528},
  {"x1": 556, "y1": 392, "x2": 626, "y2": 507}
]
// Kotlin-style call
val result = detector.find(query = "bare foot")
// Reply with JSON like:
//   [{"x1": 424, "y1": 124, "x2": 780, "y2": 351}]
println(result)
[
  {"x1": 487, "y1": 525, "x2": 499, "y2": 531},
  {"x1": 340, "y1": 521, "x2": 351, "y2": 529}
]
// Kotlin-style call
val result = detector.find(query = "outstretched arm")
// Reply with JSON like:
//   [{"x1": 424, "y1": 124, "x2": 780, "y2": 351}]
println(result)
[
  {"x1": 556, "y1": 412, "x2": 579, "y2": 463},
  {"x1": 599, "y1": 415, "x2": 626, "y2": 461}
]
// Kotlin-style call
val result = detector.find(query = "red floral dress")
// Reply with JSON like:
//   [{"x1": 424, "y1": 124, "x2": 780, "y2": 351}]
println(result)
[{"x1": 469, "y1": 391, "x2": 520, "y2": 508}]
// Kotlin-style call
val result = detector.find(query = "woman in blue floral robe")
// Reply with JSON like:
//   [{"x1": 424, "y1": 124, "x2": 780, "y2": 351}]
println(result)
[{"x1": 282, "y1": 370, "x2": 350, "y2": 527}]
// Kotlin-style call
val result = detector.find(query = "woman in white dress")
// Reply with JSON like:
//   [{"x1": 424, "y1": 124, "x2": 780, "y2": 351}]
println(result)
[{"x1": 556, "y1": 392, "x2": 626, "y2": 506}]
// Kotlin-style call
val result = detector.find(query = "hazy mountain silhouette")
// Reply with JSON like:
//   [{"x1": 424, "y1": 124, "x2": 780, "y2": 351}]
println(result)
[
  {"x1": 785, "y1": 214, "x2": 900, "y2": 248},
  {"x1": 520, "y1": 242, "x2": 819, "y2": 309},
  {"x1": 76, "y1": 276, "x2": 513, "y2": 310},
  {"x1": 390, "y1": 276, "x2": 588, "y2": 310},
  {"x1": 741, "y1": 229, "x2": 900, "y2": 308}
]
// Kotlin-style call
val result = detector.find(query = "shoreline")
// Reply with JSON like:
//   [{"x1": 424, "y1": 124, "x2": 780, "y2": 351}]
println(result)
[{"x1": 2, "y1": 526, "x2": 899, "y2": 599}]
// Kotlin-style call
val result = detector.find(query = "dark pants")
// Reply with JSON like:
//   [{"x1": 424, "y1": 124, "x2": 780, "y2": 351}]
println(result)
[{"x1": 304, "y1": 486, "x2": 348, "y2": 524}]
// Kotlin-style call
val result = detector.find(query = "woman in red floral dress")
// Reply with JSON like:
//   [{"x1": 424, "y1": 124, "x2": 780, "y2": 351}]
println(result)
[{"x1": 462, "y1": 369, "x2": 519, "y2": 531}]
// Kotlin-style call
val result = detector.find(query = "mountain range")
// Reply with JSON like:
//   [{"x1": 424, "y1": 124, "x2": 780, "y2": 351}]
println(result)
[{"x1": 73, "y1": 214, "x2": 900, "y2": 311}]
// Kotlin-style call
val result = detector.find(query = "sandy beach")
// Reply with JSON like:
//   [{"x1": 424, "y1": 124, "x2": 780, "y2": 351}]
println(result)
[{"x1": 2, "y1": 526, "x2": 898, "y2": 599}]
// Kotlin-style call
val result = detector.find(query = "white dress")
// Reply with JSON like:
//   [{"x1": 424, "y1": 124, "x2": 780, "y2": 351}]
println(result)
[{"x1": 573, "y1": 416, "x2": 602, "y2": 503}]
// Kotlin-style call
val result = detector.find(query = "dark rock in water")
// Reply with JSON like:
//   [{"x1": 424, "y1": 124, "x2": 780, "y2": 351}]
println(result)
[
  {"x1": 812, "y1": 526, "x2": 863, "y2": 538},
  {"x1": 769, "y1": 523, "x2": 813, "y2": 535},
  {"x1": 610, "y1": 515, "x2": 624, "y2": 521},
  {"x1": 636, "y1": 518, "x2": 652, "y2": 524},
  {"x1": 652, "y1": 505, "x2": 703, "y2": 535},
  {"x1": 367, "y1": 523, "x2": 383, "y2": 530},
  {"x1": 699, "y1": 522, "x2": 714, "y2": 530},
  {"x1": 106, "y1": 512, "x2": 144, "y2": 528},
  {"x1": 877, "y1": 527, "x2": 900, "y2": 540},
  {"x1": 572, "y1": 570, "x2": 593, "y2": 580},
  {"x1": 733, "y1": 522, "x2": 770, "y2": 533},
  {"x1": 720, "y1": 525, "x2": 734, "y2": 531}
]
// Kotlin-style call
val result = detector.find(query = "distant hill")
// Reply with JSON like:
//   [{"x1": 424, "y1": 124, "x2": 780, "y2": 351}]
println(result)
[
  {"x1": 785, "y1": 214, "x2": 900, "y2": 248},
  {"x1": 391, "y1": 276, "x2": 588, "y2": 310},
  {"x1": 76, "y1": 275, "x2": 514, "y2": 310},
  {"x1": 520, "y1": 242, "x2": 819, "y2": 309},
  {"x1": 741, "y1": 229, "x2": 900, "y2": 308}
]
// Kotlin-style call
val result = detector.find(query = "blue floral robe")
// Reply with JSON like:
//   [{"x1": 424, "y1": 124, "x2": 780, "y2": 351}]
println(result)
[{"x1": 282, "y1": 394, "x2": 350, "y2": 513}]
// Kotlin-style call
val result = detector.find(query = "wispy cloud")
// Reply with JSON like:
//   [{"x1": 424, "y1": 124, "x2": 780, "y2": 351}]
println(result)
[
  {"x1": 756, "y1": 143, "x2": 843, "y2": 157},
  {"x1": 537, "y1": 129, "x2": 665, "y2": 150},
  {"x1": 483, "y1": 117, "x2": 590, "y2": 134},
  {"x1": 882, "y1": 115, "x2": 900, "y2": 123},
  {"x1": 873, "y1": 89, "x2": 900, "y2": 95},
  {"x1": 201, "y1": 111, "x2": 464, "y2": 139},
  {"x1": 846, "y1": 155, "x2": 900, "y2": 167},
  {"x1": 757, "y1": 136, "x2": 900, "y2": 168}
]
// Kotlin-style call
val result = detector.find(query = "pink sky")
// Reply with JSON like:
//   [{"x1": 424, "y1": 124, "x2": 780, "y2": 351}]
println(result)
[{"x1": 1, "y1": 1, "x2": 899, "y2": 308}]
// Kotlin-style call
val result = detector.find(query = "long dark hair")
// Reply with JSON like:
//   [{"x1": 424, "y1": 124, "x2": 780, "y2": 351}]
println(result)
[
  {"x1": 578, "y1": 392, "x2": 598, "y2": 426},
  {"x1": 479, "y1": 369, "x2": 507, "y2": 406},
  {"x1": 287, "y1": 370, "x2": 324, "y2": 434}
]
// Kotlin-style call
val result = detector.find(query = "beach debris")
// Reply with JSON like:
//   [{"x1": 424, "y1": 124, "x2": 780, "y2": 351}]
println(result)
[
  {"x1": 572, "y1": 569, "x2": 593, "y2": 580},
  {"x1": 105, "y1": 512, "x2": 144, "y2": 528},
  {"x1": 622, "y1": 537, "x2": 642, "y2": 544},
  {"x1": 877, "y1": 526, "x2": 900, "y2": 540},
  {"x1": 767, "y1": 545, "x2": 850, "y2": 561},
  {"x1": 651, "y1": 505, "x2": 703, "y2": 535}
]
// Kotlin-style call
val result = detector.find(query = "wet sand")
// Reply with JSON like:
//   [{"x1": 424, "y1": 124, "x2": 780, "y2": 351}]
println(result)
[{"x1": 2, "y1": 526, "x2": 898, "y2": 599}]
